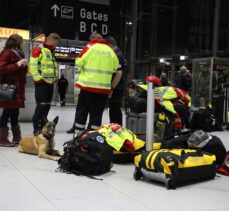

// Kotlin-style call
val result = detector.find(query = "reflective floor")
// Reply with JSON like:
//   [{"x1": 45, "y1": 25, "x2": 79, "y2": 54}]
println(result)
[{"x1": 0, "y1": 106, "x2": 229, "y2": 211}]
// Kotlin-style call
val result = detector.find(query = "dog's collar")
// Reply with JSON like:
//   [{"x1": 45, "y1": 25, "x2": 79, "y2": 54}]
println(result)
[
  {"x1": 43, "y1": 134, "x2": 54, "y2": 155},
  {"x1": 43, "y1": 133, "x2": 53, "y2": 141}
]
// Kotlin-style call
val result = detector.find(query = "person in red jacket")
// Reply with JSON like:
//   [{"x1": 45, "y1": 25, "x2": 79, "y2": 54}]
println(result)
[{"x1": 0, "y1": 34, "x2": 28, "y2": 147}]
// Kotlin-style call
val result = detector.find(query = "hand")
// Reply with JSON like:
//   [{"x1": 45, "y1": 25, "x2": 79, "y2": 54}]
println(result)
[
  {"x1": 17, "y1": 59, "x2": 28, "y2": 67},
  {"x1": 108, "y1": 90, "x2": 113, "y2": 99}
]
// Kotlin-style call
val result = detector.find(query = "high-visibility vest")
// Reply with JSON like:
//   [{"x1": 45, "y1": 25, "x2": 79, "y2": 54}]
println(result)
[
  {"x1": 75, "y1": 43, "x2": 119, "y2": 93},
  {"x1": 137, "y1": 85, "x2": 191, "y2": 112},
  {"x1": 97, "y1": 123, "x2": 145, "y2": 151},
  {"x1": 30, "y1": 47, "x2": 58, "y2": 84}
]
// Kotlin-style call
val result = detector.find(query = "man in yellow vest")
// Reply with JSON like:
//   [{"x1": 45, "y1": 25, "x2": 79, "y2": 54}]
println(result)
[
  {"x1": 29, "y1": 33, "x2": 60, "y2": 135},
  {"x1": 71, "y1": 32, "x2": 120, "y2": 134}
]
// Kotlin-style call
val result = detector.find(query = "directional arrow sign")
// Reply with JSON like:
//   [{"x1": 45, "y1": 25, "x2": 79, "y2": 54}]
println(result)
[{"x1": 51, "y1": 4, "x2": 60, "y2": 17}]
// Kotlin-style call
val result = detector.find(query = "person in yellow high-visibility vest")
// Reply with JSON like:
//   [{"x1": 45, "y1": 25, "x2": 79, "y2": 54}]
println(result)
[
  {"x1": 69, "y1": 33, "x2": 120, "y2": 134},
  {"x1": 29, "y1": 33, "x2": 61, "y2": 135}
]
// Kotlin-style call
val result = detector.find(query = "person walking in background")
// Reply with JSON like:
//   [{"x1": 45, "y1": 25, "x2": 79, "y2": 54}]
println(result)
[
  {"x1": 57, "y1": 72, "x2": 68, "y2": 106},
  {"x1": 106, "y1": 36, "x2": 125, "y2": 125},
  {"x1": 67, "y1": 32, "x2": 119, "y2": 134},
  {"x1": 0, "y1": 34, "x2": 28, "y2": 147},
  {"x1": 30, "y1": 33, "x2": 60, "y2": 135}
]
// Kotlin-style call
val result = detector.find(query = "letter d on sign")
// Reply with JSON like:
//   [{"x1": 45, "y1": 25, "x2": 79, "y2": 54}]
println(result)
[
  {"x1": 80, "y1": 22, "x2": 86, "y2": 32},
  {"x1": 102, "y1": 24, "x2": 108, "y2": 35}
]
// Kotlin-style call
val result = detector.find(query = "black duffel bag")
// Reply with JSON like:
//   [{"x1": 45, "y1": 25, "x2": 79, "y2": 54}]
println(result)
[
  {"x1": 127, "y1": 95, "x2": 146, "y2": 113},
  {"x1": 162, "y1": 130, "x2": 226, "y2": 166}
]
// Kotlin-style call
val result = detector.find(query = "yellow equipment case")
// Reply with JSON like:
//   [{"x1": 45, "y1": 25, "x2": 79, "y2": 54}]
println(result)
[{"x1": 134, "y1": 149, "x2": 216, "y2": 189}]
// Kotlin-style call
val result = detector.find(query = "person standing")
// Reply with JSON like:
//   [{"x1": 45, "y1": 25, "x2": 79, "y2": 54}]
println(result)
[
  {"x1": 105, "y1": 36, "x2": 125, "y2": 125},
  {"x1": 57, "y1": 72, "x2": 68, "y2": 106},
  {"x1": 160, "y1": 72, "x2": 168, "y2": 86},
  {"x1": 0, "y1": 34, "x2": 28, "y2": 147},
  {"x1": 174, "y1": 66, "x2": 190, "y2": 92},
  {"x1": 68, "y1": 32, "x2": 119, "y2": 134},
  {"x1": 30, "y1": 33, "x2": 60, "y2": 135}
]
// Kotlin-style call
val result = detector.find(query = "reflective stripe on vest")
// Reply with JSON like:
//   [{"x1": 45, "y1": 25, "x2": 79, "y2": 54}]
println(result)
[{"x1": 84, "y1": 68, "x2": 113, "y2": 75}]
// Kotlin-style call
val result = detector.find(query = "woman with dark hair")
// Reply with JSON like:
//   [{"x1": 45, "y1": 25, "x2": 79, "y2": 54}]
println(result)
[{"x1": 0, "y1": 34, "x2": 28, "y2": 147}]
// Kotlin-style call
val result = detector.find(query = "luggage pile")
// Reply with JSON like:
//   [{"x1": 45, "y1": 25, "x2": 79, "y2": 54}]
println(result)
[
  {"x1": 56, "y1": 80, "x2": 228, "y2": 188},
  {"x1": 126, "y1": 81, "x2": 228, "y2": 189},
  {"x1": 133, "y1": 130, "x2": 227, "y2": 189}
]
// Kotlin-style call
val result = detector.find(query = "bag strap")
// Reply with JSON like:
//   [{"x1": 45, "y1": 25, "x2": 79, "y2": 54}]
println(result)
[
  {"x1": 178, "y1": 150, "x2": 203, "y2": 163},
  {"x1": 11, "y1": 49, "x2": 23, "y2": 60}
]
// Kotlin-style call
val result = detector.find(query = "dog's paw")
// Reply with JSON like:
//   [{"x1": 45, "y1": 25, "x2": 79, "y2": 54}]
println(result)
[
  {"x1": 58, "y1": 152, "x2": 64, "y2": 157},
  {"x1": 54, "y1": 157, "x2": 59, "y2": 161}
]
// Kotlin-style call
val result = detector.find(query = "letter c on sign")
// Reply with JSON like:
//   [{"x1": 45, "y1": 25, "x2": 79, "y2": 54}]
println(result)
[{"x1": 91, "y1": 23, "x2": 97, "y2": 33}]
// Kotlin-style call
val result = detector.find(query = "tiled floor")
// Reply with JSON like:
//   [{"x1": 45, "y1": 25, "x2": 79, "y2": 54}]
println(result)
[{"x1": 0, "y1": 106, "x2": 229, "y2": 211}]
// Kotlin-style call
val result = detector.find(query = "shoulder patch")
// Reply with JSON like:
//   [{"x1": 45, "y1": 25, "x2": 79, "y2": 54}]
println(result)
[
  {"x1": 32, "y1": 47, "x2": 41, "y2": 58},
  {"x1": 96, "y1": 135, "x2": 105, "y2": 143}
]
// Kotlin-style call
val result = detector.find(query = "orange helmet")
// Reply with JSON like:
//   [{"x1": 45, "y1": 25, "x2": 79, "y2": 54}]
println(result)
[{"x1": 145, "y1": 75, "x2": 162, "y2": 86}]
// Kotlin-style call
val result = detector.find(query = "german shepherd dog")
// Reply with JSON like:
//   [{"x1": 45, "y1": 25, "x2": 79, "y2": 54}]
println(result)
[{"x1": 19, "y1": 116, "x2": 62, "y2": 161}]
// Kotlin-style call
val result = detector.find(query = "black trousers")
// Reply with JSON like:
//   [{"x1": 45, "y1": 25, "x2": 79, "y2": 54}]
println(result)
[
  {"x1": 0, "y1": 108, "x2": 19, "y2": 128},
  {"x1": 32, "y1": 83, "x2": 54, "y2": 132},
  {"x1": 109, "y1": 89, "x2": 123, "y2": 125},
  {"x1": 59, "y1": 91, "x2": 66, "y2": 102},
  {"x1": 74, "y1": 90, "x2": 108, "y2": 130}
]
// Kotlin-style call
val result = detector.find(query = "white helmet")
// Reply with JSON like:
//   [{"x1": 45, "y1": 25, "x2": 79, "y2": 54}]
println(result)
[{"x1": 187, "y1": 130, "x2": 212, "y2": 148}]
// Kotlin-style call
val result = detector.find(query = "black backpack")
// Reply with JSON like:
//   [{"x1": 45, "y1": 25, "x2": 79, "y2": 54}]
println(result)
[
  {"x1": 189, "y1": 108, "x2": 216, "y2": 132},
  {"x1": 57, "y1": 131, "x2": 113, "y2": 178}
]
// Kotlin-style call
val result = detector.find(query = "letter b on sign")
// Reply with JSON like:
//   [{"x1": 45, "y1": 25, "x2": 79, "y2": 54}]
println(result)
[{"x1": 80, "y1": 22, "x2": 86, "y2": 32}]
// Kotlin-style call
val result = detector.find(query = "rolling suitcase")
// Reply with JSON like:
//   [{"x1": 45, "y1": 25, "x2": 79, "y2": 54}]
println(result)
[
  {"x1": 134, "y1": 149, "x2": 216, "y2": 189},
  {"x1": 125, "y1": 112, "x2": 146, "y2": 140}
]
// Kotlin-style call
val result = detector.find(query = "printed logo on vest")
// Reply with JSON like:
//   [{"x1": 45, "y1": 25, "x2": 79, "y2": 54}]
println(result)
[
  {"x1": 46, "y1": 54, "x2": 51, "y2": 59},
  {"x1": 96, "y1": 136, "x2": 104, "y2": 143}
]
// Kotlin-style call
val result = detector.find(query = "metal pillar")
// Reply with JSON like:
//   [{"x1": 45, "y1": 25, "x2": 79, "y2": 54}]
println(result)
[
  {"x1": 172, "y1": 0, "x2": 177, "y2": 54},
  {"x1": 146, "y1": 78, "x2": 155, "y2": 151},
  {"x1": 130, "y1": 0, "x2": 138, "y2": 79},
  {"x1": 213, "y1": 0, "x2": 220, "y2": 57}
]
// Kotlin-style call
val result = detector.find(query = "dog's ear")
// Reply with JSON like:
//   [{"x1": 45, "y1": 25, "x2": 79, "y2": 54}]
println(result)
[{"x1": 53, "y1": 116, "x2": 59, "y2": 125}]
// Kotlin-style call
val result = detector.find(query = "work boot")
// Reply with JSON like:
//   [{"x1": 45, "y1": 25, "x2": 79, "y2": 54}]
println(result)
[
  {"x1": 33, "y1": 121, "x2": 43, "y2": 136},
  {"x1": 11, "y1": 125, "x2": 22, "y2": 144},
  {"x1": 33, "y1": 129, "x2": 42, "y2": 136},
  {"x1": 0, "y1": 127, "x2": 15, "y2": 147},
  {"x1": 66, "y1": 125, "x2": 75, "y2": 134}
]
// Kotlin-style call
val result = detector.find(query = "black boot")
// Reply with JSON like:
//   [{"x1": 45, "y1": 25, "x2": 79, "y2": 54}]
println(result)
[
  {"x1": 33, "y1": 121, "x2": 43, "y2": 136},
  {"x1": 66, "y1": 125, "x2": 75, "y2": 134}
]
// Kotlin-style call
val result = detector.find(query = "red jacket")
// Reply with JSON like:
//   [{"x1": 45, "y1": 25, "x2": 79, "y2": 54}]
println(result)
[{"x1": 0, "y1": 49, "x2": 27, "y2": 108}]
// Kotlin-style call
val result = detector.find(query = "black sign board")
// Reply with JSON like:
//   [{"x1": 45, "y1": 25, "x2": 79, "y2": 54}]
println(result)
[
  {"x1": 78, "y1": 2, "x2": 110, "y2": 41},
  {"x1": 54, "y1": 46, "x2": 83, "y2": 59},
  {"x1": 42, "y1": 0, "x2": 77, "y2": 39}
]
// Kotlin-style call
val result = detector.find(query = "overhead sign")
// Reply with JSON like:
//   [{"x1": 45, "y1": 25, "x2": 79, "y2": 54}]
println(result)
[
  {"x1": 42, "y1": 0, "x2": 77, "y2": 39},
  {"x1": 0, "y1": 27, "x2": 30, "y2": 40},
  {"x1": 42, "y1": 0, "x2": 111, "y2": 40},
  {"x1": 78, "y1": 2, "x2": 110, "y2": 41}
]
